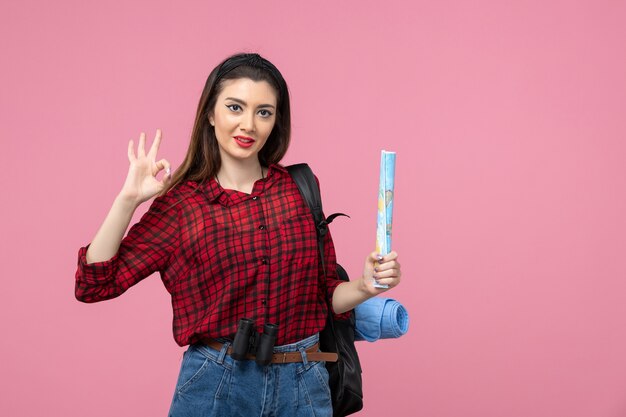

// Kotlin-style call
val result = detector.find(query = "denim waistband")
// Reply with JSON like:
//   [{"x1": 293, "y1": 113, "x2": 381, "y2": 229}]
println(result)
[{"x1": 272, "y1": 333, "x2": 319, "y2": 353}]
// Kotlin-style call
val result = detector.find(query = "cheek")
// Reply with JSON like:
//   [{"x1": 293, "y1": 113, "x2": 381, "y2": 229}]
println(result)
[
  {"x1": 215, "y1": 114, "x2": 239, "y2": 131},
  {"x1": 264, "y1": 120, "x2": 277, "y2": 135}
]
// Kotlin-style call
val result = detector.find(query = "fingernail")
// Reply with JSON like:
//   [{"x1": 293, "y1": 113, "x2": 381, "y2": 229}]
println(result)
[
  {"x1": 166, "y1": 168, "x2": 171, "y2": 176},
  {"x1": 374, "y1": 267, "x2": 379, "y2": 272},
  {"x1": 376, "y1": 255, "x2": 384, "y2": 261},
  {"x1": 373, "y1": 274, "x2": 378, "y2": 279}
]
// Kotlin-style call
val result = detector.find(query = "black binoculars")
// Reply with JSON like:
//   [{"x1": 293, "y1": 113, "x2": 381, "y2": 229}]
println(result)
[{"x1": 231, "y1": 318, "x2": 278, "y2": 366}]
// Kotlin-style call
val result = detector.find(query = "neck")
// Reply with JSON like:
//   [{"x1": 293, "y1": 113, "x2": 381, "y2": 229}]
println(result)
[{"x1": 216, "y1": 158, "x2": 266, "y2": 192}]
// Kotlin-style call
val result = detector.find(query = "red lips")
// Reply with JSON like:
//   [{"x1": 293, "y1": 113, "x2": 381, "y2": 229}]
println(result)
[{"x1": 233, "y1": 136, "x2": 255, "y2": 148}]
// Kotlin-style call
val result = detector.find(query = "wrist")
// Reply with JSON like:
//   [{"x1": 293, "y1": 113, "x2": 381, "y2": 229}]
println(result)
[{"x1": 114, "y1": 193, "x2": 141, "y2": 211}]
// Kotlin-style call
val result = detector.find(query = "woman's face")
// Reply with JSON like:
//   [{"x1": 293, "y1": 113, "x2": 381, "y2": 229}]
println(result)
[{"x1": 209, "y1": 77, "x2": 278, "y2": 165}]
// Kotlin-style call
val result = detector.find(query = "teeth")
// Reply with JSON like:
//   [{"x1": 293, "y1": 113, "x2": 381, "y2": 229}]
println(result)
[{"x1": 237, "y1": 137, "x2": 252, "y2": 143}]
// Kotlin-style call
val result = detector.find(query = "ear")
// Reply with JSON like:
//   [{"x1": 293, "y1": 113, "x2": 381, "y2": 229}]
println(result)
[{"x1": 208, "y1": 113, "x2": 214, "y2": 126}]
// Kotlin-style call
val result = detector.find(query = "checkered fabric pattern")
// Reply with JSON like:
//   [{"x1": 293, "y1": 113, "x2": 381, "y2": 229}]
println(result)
[{"x1": 75, "y1": 164, "x2": 350, "y2": 346}]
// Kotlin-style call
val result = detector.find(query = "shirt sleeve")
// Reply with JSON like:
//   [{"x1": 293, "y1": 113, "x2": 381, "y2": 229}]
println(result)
[{"x1": 75, "y1": 192, "x2": 180, "y2": 303}]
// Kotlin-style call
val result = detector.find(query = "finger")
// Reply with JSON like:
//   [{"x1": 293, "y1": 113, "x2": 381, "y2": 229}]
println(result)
[
  {"x1": 138, "y1": 132, "x2": 146, "y2": 158},
  {"x1": 148, "y1": 128, "x2": 162, "y2": 159},
  {"x1": 379, "y1": 251, "x2": 398, "y2": 263},
  {"x1": 375, "y1": 260, "x2": 399, "y2": 272},
  {"x1": 128, "y1": 139, "x2": 136, "y2": 162},
  {"x1": 368, "y1": 251, "x2": 381, "y2": 264},
  {"x1": 373, "y1": 268, "x2": 399, "y2": 279},
  {"x1": 163, "y1": 159, "x2": 172, "y2": 179},
  {"x1": 154, "y1": 158, "x2": 171, "y2": 178}
]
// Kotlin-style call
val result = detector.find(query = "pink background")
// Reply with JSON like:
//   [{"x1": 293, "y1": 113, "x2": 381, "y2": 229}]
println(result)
[{"x1": 2, "y1": 0, "x2": 626, "y2": 416}]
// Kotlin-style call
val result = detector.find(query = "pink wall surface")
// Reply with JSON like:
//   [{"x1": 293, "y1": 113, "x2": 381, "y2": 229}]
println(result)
[{"x1": 2, "y1": 0, "x2": 626, "y2": 416}]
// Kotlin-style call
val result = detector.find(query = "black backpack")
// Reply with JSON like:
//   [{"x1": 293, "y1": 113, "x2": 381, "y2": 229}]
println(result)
[{"x1": 287, "y1": 163, "x2": 364, "y2": 417}]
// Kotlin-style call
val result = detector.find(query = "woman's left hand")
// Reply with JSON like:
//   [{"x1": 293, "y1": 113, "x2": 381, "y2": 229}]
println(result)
[{"x1": 361, "y1": 251, "x2": 401, "y2": 296}]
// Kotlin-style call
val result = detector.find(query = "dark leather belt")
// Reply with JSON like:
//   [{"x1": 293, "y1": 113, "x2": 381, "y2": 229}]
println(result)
[{"x1": 200, "y1": 338, "x2": 338, "y2": 364}]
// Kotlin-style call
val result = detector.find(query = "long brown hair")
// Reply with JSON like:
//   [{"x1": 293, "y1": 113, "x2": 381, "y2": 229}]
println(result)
[{"x1": 159, "y1": 52, "x2": 292, "y2": 199}]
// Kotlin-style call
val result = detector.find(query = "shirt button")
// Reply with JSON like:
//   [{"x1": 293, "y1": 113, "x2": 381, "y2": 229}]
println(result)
[
  {"x1": 261, "y1": 299, "x2": 267, "y2": 305},
  {"x1": 252, "y1": 196, "x2": 258, "y2": 200},
  {"x1": 260, "y1": 257, "x2": 268, "y2": 265},
  {"x1": 259, "y1": 225, "x2": 265, "y2": 230}
]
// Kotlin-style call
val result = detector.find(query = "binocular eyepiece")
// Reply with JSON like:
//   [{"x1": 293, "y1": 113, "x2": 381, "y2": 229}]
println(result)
[{"x1": 231, "y1": 318, "x2": 278, "y2": 366}]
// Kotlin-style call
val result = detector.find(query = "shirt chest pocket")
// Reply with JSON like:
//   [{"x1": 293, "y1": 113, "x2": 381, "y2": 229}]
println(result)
[{"x1": 279, "y1": 213, "x2": 319, "y2": 266}]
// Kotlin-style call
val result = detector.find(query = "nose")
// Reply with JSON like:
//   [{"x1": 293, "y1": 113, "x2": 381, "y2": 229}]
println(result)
[{"x1": 239, "y1": 110, "x2": 256, "y2": 132}]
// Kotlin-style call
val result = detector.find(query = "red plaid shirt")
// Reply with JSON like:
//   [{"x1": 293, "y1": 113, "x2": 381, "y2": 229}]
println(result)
[{"x1": 75, "y1": 164, "x2": 349, "y2": 346}]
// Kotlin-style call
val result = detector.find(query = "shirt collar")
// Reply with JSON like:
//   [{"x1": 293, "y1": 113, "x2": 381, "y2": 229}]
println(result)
[{"x1": 197, "y1": 163, "x2": 288, "y2": 206}]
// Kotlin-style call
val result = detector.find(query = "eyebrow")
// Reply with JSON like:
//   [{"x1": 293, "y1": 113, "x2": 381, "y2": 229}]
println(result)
[{"x1": 224, "y1": 97, "x2": 276, "y2": 109}]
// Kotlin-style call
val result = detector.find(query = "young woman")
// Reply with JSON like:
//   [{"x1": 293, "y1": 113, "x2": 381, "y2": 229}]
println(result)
[{"x1": 75, "y1": 52, "x2": 402, "y2": 417}]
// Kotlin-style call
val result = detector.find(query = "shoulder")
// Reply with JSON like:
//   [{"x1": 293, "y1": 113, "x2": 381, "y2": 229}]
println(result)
[
  {"x1": 277, "y1": 162, "x2": 321, "y2": 184},
  {"x1": 269, "y1": 162, "x2": 289, "y2": 176},
  {"x1": 149, "y1": 180, "x2": 202, "y2": 215}
]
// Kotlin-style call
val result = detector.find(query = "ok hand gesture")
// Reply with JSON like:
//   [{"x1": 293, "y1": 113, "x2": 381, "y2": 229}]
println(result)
[{"x1": 119, "y1": 129, "x2": 172, "y2": 206}]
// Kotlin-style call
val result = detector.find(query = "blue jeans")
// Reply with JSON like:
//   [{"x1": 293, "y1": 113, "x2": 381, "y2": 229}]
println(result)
[{"x1": 167, "y1": 333, "x2": 332, "y2": 417}]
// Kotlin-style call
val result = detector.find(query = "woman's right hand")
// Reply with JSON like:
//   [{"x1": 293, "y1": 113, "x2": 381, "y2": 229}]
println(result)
[{"x1": 119, "y1": 129, "x2": 172, "y2": 206}]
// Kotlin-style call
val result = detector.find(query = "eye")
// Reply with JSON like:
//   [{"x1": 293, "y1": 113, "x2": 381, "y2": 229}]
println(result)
[
  {"x1": 259, "y1": 109, "x2": 273, "y2": 118},
  {"x1": 226, "y1": 104, "x2": 241, "y2": 112}
]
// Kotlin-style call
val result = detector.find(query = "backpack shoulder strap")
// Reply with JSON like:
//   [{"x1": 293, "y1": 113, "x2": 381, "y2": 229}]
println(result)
[
  {"x1": 286, "y1": 163, "x2": 325, "y2": 234},
  {"x1": 286, "y1": 163, "x2": 349, "y2": 276}
]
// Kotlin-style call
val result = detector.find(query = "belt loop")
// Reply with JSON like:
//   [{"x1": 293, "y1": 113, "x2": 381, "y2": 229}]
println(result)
[
  {"x1": 298, "y1": 346, "x2": 309, "y2": 366},
  {"x1": 217, "y1": 340, "x2": 230, "y2": 365}
]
